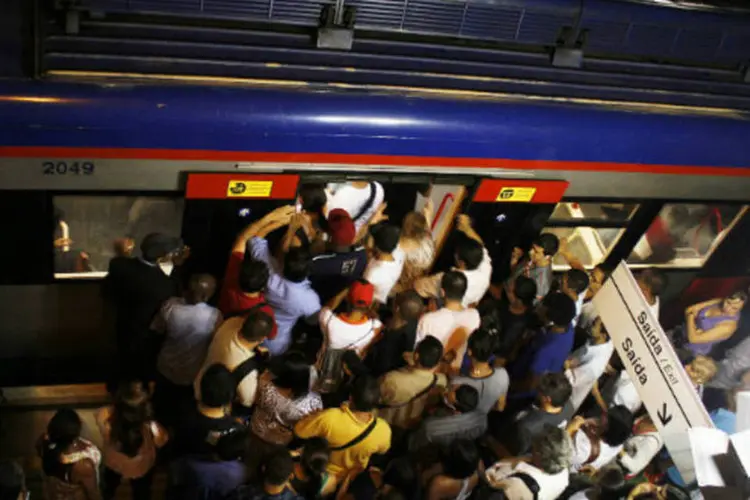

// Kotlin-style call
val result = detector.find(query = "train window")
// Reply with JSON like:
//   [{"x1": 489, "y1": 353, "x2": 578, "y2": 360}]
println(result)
[
  {"x1": 53, "y1": 196, "x2": 184, "y2": 278},
  {"x1": 548, "y1": 202, "x2": 638, "y2": 223},
  {"x1": 627, "y1": 203, "x2": 747, "y2": 267},
  {"x1": 544, "y1": 227, "x2": 624, "y2": 269}
]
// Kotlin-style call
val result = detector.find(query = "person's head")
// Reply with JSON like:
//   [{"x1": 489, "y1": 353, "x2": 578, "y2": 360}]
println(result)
[
  {"x1": 262, "y1": 447, "x2": 294, "y2": 487},
  {"x1": 635, "y1": 268, "x2": 668, "y2": 300},
  {"x1": 530, "y1": 234, "x2": 559, "y2": 266},
  {"x1": 602, "y1": 405, "x2": 634, "y2": 447},
  {"x1": 301, "y1": 438, "x2": 330, "y2": 477},
  {"x1": 530, "y1": 425, "x2": 572, "y2": 474},
  {"x1": 455, "y1": 237, "x2": 484, "y2": 271},
  {"x1": 216, "y1": 428, "x2": 248, "y2": 461},
  {"x1": 349, "y1": 375, "x2": 380, "y2": 412},
  {"x1": 348, "y1": 279, "x2": 375, "y2": 312},
  {"x1": 298, "y1": 183, "x2": 327, "y2": 216},
  {"x1": 393, "y1": 290, "x2": 424, "y2": 323},
  {"x1": 140, "y1": 232, "x2": 182, "y2": 263},
  {"x1": 596, "y1": 466, "x2": 626, "y2": 500},
  {"x1": 441, "y1": 271, "x2": 468, "y2": 303},
  {"x1": 539, "y1": 292, "x2": 576, "y2": 328},
  {"x1": 381, "y1": 457, "x2": 418, "y2": 498},
  {"x1": 269, "y1": 351, "x2": 312, "y2": 400},
  {"x1": 200, "y1": 364, "x2": 235, "y2": 409},
  {"x1": 187, "y1": 273, "x2": 218, "y2": 304},
  {"x1": 43, "y1": 409, "x2": 82, "y2": 474},
  {"x1": 402, "y1": 211, "x2": 429, "y2": 240},
  {"x1": 684, "y1": 355, "x2": 717, "y2": 386},
  {"x1": 721, "y1": 290, "x2": 747, "y2": 316},
  {"x1": 414, "y1": 335, "x2": 443, "y2": 369},
  {"x1": 442, "y1": 440, "x2": 479, "y2": 480},
  {"x1": 589, "y1": 318, "x2": 610, "y2": 345},
  {"x1": 283, "y1": 247, "x2": 312, "y2": 283},
  {"x1": 238, "y1": 259, "x2": 268, "y2": 295},
  {"x1": 446, "y1": 384, "x2": 479, "y2": 413},
  {"x1": 327, "y1": 208, "x2": 357, "y2": 249},
  {"x1": 370, "y1": 223, "x2": 401, "y2": 256},
  {"x1": 467, "y1": 328, "x2": 496, "y2": 364},
  {"x1": 239, "y1": 310, "x2": 274, "y2": 345},
  {"x1": 508, "y1": 275, "x2": 537, "y2": 309},
  {"x1": 563, "y1": 268, "x2": 589, "y2": 297},
  {"x1": 0, "y1": 460, "x2": 25, "y2": 500},
  {"x1": 629, "y1": 483, "x2": 690, "y2": 500},
  {"x1": 537, "y1": 372, "x2": 573, "y2": 408}
]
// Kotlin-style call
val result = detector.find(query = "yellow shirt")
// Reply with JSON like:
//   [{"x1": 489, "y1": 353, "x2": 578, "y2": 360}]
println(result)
[{"x1": 294, "y1": 403, "x2": 391, "y2": 481}]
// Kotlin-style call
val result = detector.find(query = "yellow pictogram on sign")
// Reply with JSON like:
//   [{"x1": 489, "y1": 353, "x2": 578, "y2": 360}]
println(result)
[
  {"x1": 226, "y1": 180, "x2": 274, "y2": 198},
  {"x1": 496, "y1": 187, "x2": 537, "y2": 202}
]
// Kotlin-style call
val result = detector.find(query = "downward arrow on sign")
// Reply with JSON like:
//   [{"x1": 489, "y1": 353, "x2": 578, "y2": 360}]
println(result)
[{"x1": 657, "y1": 402, "x2": 673, "y2": 426}]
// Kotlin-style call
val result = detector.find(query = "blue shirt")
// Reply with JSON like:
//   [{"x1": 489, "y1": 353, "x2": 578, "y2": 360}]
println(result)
[
  {"x1": 309, "y1": 247, "x2": 367, "y2": 305},
  {"x1": 170, "y1": 457, "x2": 247, "y2": 500},
  {"x1": 250, "y1": 237, "x2": 321, "y2": 356},
  {"x1": 511, "y1": 325, "x2": 575, "y2": 380}
]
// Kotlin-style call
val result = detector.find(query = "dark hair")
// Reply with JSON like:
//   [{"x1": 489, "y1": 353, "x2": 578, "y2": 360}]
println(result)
[
  {"x1": 300, "y1": 438, "x2": 330, "y2": 498},
  {"x1": 299, "y1": 184, "x2": 328, "y2": 214},
  {"x1": 270, "y1": 351, "x2": 311, "y2": 400},
  {"x1": 597, "y1": 466, "x2": 626, "y2": 500},
  {"x1": 240, "y1": 310, "x2": 274, "y2": 343},
  {"x1": 533, "y1": 233, "x2": 559, "y2": 256},
  {"x1": 602, "y1": 405, "x2": 634, "y2": 447},
  {"x1": 284, "y1": 247, "x2": 312, "y2": 283},
  {"x1": 42, "y1": 409, "x2": 82, "y2": 477},
  {"x1": 264, "y1": 447, "x2": 295, "y2": 487},
  {"x1": 441, "y1": 271, "x2": 468, "y2": 302},
  {"x1": 703, "y1": 387, "x2": 729, "y2": 413},
  {"x1": 455, "y1": 237, "x2": 484, "y2": 271},
  {"x1": 542, "y1": 292, "x2": 577, "y2": 327},
  {"x1": 727, "y1": 290, "x2": 748, "y2": 303},
  {"x1": 350, "y1": 375, "x2": 381, "y2": 412},
  {"x1": 395, "y1": 290, "x2": 424, "y2": 322},
  {"x1": 342, "y1": 350, "x2": 370, "y2": 378},
  {"x1": 538, "y1": 372, "x2": 573, "y2": 408},
  {"x1": 382, "y1": 457, "x2": 418, "y2": 498},
  {"x1": 454, "y1": 385, "x2": 479, "y2": 413},
  {"x1": 238, "y1": 259, "x2": 269, "y2": 294},
  {"x1": 216, "y1": 428, "x2": 248, "y2": 461},
  {"x1": 188, "y1": 273, "x2": 218, "y2": 304},
  {"x1": 200, "y1": 364, "x2": 236, "y2": 407},
  {"x1": 415, "y1": 336, "x2": 443, "y2": 369},
  {"x1": 110, "y1": 380, "x2": 153, "y2": 457},
  {"x1": 636, "y1": 268, "x2": 668, "y2": 297},
  {"x1": 371, "y1": 223, "x2": 401, "y2": 254},
  {"x1": 0, "y1": 460, "x2": 24, "y2": 500},
  {"x1": 566, "y1": 268, "x2": 590, "y2": 295},
  {"x1": 468, "y1": 328, "x2": 496, "y2": 363},
  {"x1": 442, "y1": 440, "x2": 479, "y2": 480},
  {"x1": 514, "y1": 275, "x2": 537, "y2": 307}
]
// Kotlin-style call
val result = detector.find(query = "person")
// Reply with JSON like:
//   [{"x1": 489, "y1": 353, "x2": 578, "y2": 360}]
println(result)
[
  {"x1": 364, "y1": 223, "x2": 405, "y2": 305},
  {"x1": 565, "y1": 318, "x2": 614, "y2": 414},
  {"x1": 684, "y1": 291, "x2": 746, "y2": 356},
  {"x1": 484, "y1": 426, "x2": 572, "y2": 500},
  {"x1": 408, "y1": 384, "x2": 484, "y2": 452},
  {"x1": 168, "y1": 428, "x2": 249, "y2": 500},
  {"x1": 96, "y1": 380, "x2": 168, "y2": 500},
  {"x1": 250, "y1": 352, "x2": 323, "y2": 447},
  {"x1": 634, "y1": 268, "x2": 667, "y2": 321},
  {"x1": 293, "y1": 376, "x2": 391, "y2": 491},
  {"x1": 289, "y1": 183, "x2": 329, "y2": 253},
  {"x1": 567, "y1": 405, "x2": 634, "y2": 473},
  {"x1": 507, "y1": 233, "x2": 559, "y2": 305},
  {"x1": 451, "y1": 328, "x2": 509, "y2": 413},
  {"x1": 423, "y1": 440, "x2": 482, "y2": 500},
  {"x1": 577, "y1": 264, "x2": 613, "y2": 332},
  {"x1": 379, "y1": 336, "x2": 448, "y2": 432},
  {"x1": 415, "y1": 214, "x2": 492, "y2": 307},
  {"x1": 151, "y1": 273, "x2": 223, "y2": 425},
  {"x1": 626, "y1": 483, "x2": 689, "y2": 500},
  {"x1": 415, "y1": 271, "x2": 481, "y2": 371},
  {"x1": 617, "y1": 415, "x2": 664, "y2": 479},
  {"x1": 364, "y1": 290, "x2": 425, "y2": 377},
  {"x1": 289, "y1": 438, "x2": 334, "y2": 499},
  {"x1": 317, "y1": 280, "x2": 382, "y2": 393},
  {"x1": 491, "y1": 372, "x2": 574, "y2": 457},
  {"x1": 393, "y1": 201, "x2": 436, "y2": 294},
  {"x1": 327, "y1": 181, "x2": 386, "y2": 233},
  {"x1": 53, "y1": 208, "x2": 91, "y2": 274},
  {"x1": 180, "y1": 364, "x2": 244, "y2": 457},
  {"x1": 707, "y1": 334, "x2": 750, "y2": 391},
  {"x1": 337, "y1": 456, "x2": 419, "y2": 500},
  {"x1": 310, "y1": 209, "x2": 368, "y2": 304},
  {"x1": 509, "y1": 292, "x2": 577, "y2": 393},
  {"x1": 104, "y1": 232, "x2": 185, "y2": 378},
  {"x1": 195, "y1": 310, "x2": 274, "y2": 414},
  {"x1": 684, "y1": 354, "x2": 718, "y2": 395},
  {"x1": 560, "y1": 268, "x2": 590, "y2": 326},
  {"x1": 38, "y1": 409, "x2": 102, "y2": 500},
  {"x1": 228, "y1": 447, "x2": 303, "y2": 500},
  {"x1": 0, "y1": 460, "x2": 27, "y2": 500},
  {"x1": 567, "y1": 466, "x2": 628, "y2": 500}
]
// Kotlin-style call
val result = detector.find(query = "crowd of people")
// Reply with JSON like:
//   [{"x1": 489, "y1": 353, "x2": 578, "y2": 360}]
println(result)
[{"x1": 10, "y1": 181, "x2": 750, "y2": 500}]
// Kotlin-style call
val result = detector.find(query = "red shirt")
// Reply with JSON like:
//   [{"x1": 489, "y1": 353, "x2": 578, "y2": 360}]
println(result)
[{"x1": 218, "y1": 251, "x2": 278, "y2": 340}]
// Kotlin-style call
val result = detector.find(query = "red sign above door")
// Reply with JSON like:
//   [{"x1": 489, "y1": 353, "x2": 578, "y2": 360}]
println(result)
[
  {"x1": 472, "y1": 179, "x2": 569, "y2": 204},
  {"x1": 185, "y1": 173, "x2": 300, "y2": 200}
]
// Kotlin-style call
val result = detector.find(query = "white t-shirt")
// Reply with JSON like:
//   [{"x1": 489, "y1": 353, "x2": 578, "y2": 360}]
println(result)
[
  {"x1": 364, "y1": 248, "x2": 405, "y2": 304},
  {"x1": 570, "y1": 431, "x2": 623, "y2": 472},
  {"x1": 319, "y1": 307, "x2": 382, "y2": 354},
  {"x1": 416, "y1": 307, "x2": 481, "y2": 365},
  {"x1": 578, "y1": 301, "x2": 598, "y2": 331},
  {"x1": 612, "y1": 371, "x2": 643, "y2": 413},
  {"x1": 572, "y1": 292, "x2": 586, "y2": 327},
  {"x1": 415, "y1": 247, "x2": 492, "y2": 307},
  {"x1": 565, "y1": 340, "x2": 614, "y2": 413},
  {"x1": 485, "y1": 460, "x2": 569, "y2": 500},
  {"x1": 327, "y1": 182, "x2": 385, "y2": 231},
  {"x1": 619, "y1": 431, "x2": 663, "y2": 477}
]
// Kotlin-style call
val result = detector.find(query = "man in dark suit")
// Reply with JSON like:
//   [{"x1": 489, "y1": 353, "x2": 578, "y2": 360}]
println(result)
[{"x1": 104, "y1": 233, "x2": 186, "y2": 380}]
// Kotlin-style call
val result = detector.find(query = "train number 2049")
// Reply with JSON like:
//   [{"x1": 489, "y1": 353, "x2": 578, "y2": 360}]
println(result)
[{"x1": 42, "y1": 161, "x2": 95, "y2": 175}]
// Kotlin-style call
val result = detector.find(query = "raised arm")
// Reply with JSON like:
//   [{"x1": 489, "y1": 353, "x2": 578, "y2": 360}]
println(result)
[
  {"x1": 455, "y1": 214, "x2": 483, "y2": 245},
  {"x1": 687, "y1": 318, "x2": 739, "y2": 344},
  {"x1": 231, "y1": 205, "x2": 296, "y2": 253},
  {"x1": 355, "y1": 202, "x2": 389, "y2": 244},
  {"x1": 558, "y1": 237, "x2": 585, "y2": 271}
]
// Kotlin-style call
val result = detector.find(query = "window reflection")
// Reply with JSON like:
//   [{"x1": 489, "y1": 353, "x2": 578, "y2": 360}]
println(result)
[
  {"x1": 543, "y1": 227, "x2": 624, "y2": 268},
  {"x1": 549, "y1": 202, "x2": 638, "y2": 222}
]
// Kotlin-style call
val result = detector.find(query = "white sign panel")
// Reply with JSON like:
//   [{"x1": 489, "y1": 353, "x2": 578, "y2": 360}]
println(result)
[{"x1": 594, "y1": 262, "x2": 713, "y2": 484}]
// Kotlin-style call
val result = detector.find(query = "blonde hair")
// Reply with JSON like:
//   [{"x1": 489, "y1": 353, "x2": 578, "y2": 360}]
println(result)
[
  {"x1": 402, "y1": 211, "x2": 429, "y2": 239},
  {"x1": 691, "y1": 355, "x2": 718, "y2": 383}
]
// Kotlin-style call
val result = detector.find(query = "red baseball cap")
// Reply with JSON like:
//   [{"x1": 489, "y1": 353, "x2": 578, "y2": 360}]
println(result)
[
  {"x1": 327, "y1": 208, "x2": 357, "y2": 246},
  {"x1": 348, "y1": 280, "x2": 375, "y2": 308}
]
